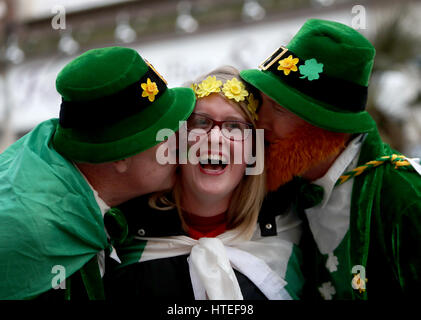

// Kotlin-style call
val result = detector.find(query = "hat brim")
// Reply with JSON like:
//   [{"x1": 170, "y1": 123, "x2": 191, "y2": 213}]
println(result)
[
  {"x1": 53, "y1": 87, "x2": 196, "y2": 163},
  {"x1": 240, "y1": 69, "x2": 376, "y2": 133}
]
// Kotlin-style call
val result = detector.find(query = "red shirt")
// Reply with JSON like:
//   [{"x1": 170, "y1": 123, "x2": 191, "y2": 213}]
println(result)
[{"x1": 184, "y1": 211, "x2": 227, "y2": 240}]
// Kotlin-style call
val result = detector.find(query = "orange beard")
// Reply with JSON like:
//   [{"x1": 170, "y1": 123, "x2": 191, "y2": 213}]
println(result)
[{"x1": 265, "y1": 123, "x2": 348, "y2": 191}]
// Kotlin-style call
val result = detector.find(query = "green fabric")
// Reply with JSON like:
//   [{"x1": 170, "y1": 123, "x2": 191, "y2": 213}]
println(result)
[
  {"x1": 296, "y1": 178, "x2": 324, "y2": 209},
  {"x1": 287, "y1": 19, "x2": 375, "y2": 86},
  {"x1": 284, "y1": 244, "x2": 305, "y2": 300},
  {"x1": 64, "y1": 276, "x2": 71, "y2": 300},
  {"x1": 307, "y1": 231, "x2": 353, "y2": 299},
  {"x1": 350, "y1": 128, "x2": 421, "y2": 298},
  {"x1": 300, "y1": 128, "x2": 421, "y2": 299},
  {"x1": 79, "y1": 256, "x2": 105, "y2": 300},
  {"x1": 329, "y1": 232, "x2": 353, "y2": 299},
  {"x1": 53, "y1": 46, "x2": 196, "y2": 163},
  {"x1": 53, "y1": 87, "x2": 195, "y2": 163},
  {"x1": 113, "y1": 239, "x2": 148, "y2": 269},
  {"x1": 104, "y1": 208, "x2": 128, "y2": 245},
  {"x1": 348, "y1": 132, "x2": 382, "y2": 300},
  {"x1": 240, "y1": 19, "x2": 376, "y2": 133},
  {"x1": 0, "y1": 119, "x2": 108, "y2": 299},
  {"x1": 56, "y1": 47, "x2": 146, "y2": 101}
]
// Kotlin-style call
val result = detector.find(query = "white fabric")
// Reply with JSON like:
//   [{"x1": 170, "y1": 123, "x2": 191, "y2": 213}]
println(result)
[
  {"x1": 109, "y1": 246, "x2": 122, "y2": 264},
  {"x1": 188, "y1": 238, "x2": 244, "y2": 300},
  {"x1": 97, "y1": 250, "x2": 106, "y2": 278},
  {"x1": 187, "y1": 238, "x2": 290, "y2": 300},
  {"x1": 406, "y1": 157, "x2": 421, "y2": 176},
  {"x1": 304, "y1": 134, "x2": 365, "y2": 254},
  {"x1": 134, "y1": 210, "x2": 301, "y2": 300},
  {"x1": 225, "y1": 246, "x2": 290, "y2": 300}
]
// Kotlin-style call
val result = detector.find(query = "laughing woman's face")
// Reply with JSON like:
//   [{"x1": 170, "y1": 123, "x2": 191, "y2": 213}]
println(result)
[{"x1": 180, "y1": 93, "x2": 253, "y2": 210}]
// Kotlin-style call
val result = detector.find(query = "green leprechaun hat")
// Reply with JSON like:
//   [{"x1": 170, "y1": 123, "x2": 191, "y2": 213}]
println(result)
[
  {"x1": 53, "y1": 46, "x2": 195, "y2": 163},
  {"x1": 240, "y1": 19, "x2": 377, "y2": 133}
]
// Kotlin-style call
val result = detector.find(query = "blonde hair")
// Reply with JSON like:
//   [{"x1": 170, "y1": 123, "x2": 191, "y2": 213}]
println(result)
[{"x1": 150, "y1": 66, "x2": 266, "y2": 240}]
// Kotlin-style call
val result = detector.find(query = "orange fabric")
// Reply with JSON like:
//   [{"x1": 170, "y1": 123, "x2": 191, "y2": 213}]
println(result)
[{"x1": 266, "y1": 122, "x2": 348, "y2": 191}]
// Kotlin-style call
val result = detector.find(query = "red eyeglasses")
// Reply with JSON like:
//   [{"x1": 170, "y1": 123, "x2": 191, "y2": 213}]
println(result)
[{"x1": 186, "y1": 113, "x2": 253, "y2": 141}]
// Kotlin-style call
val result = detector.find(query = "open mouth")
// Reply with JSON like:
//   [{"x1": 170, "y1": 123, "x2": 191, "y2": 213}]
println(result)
[{"x1": 199, "y1": 154, "x2": 228, "y2": 173}]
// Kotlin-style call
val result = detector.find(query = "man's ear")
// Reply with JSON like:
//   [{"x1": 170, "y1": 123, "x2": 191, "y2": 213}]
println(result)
[{"x1": 112, "y1": 158, "x2": 132, "y2": 174}]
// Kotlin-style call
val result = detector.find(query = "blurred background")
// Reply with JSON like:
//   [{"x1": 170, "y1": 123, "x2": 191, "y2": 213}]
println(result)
[{"x1": 0, "y1": 0, "x2": 420, "y2": 156}]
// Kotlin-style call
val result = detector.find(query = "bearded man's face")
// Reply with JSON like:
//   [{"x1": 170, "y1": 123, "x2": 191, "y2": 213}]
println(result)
[{"x1": 257, "y1": 93, "x2": 348, "y2": 191}]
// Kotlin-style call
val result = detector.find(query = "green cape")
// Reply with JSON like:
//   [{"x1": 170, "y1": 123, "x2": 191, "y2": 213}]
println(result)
[
  {"x1": 0, "y1": 119, "x2": 108, "y2": 299},
  {"x1": 298, "y1": 128, "x2": 421, "y2": 299}
]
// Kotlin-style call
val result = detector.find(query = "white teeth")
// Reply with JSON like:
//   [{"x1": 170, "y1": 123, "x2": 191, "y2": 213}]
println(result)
[{"x1": 199, "y1": 154, "x2": 228, "y2": 164}]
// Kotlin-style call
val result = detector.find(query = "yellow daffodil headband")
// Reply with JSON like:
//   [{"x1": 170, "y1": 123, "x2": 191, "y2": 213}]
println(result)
[{"x1": 191, "y1": 76, "x2": 259, "y2": 121}]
